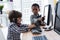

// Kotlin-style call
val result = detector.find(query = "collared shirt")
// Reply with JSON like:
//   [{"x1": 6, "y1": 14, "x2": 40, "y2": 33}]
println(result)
[
  {"x1": 7, "y1": 22, "x2": 28, "y2": 40},
  {"x1": 30, "y1": 14, "x2": 41, "y2": 24}
]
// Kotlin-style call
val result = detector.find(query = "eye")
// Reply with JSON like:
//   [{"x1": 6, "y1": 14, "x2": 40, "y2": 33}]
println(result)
[{"x1": 36, "y1": 9, "x2": 37, "y2": 10}]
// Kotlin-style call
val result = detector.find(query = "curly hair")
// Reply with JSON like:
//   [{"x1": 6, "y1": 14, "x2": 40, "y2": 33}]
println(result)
[{"x1": 8, "y1": 10, "x2": 22, "y2": 22}]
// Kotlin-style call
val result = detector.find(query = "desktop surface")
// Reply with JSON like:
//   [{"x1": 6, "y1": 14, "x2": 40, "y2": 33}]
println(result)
[{"x1": 22, "y1": 29, "x2": 60, "y2": 40}]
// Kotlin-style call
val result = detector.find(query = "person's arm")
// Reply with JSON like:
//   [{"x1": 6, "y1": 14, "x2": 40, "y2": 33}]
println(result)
[
  {"x1": 10, "y1": 24, "x2": 36, "y2": 33},
  {"x1": 10, "y1": 24, "x2": 24, "y2": 33},
  {"x1": 27, "y1": 24, "x2": 35, "y2": 29}
]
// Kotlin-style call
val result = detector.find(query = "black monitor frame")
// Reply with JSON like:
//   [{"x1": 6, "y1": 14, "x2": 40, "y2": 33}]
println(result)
[
  {"x1": 44, "y1": 4, "x2": 52, "y2": 25},
  {"x1": 54, "y1": 2, "x2": 60, "y2": 35}
]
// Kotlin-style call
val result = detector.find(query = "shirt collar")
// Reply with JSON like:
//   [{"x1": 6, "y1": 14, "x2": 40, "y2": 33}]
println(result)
[{"x1": 34, "y1": 14, "x2": 39, "y2": 16}]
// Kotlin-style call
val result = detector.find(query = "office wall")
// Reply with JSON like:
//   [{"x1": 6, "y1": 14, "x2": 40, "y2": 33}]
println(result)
[{"x1": 0, "y1": 0, "x2": 49, "y2": 26}]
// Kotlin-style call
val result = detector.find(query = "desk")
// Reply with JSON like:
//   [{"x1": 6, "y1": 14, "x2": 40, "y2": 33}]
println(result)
[{"x1": 22, "y1": 30, "x2": 60, "y2": 40}]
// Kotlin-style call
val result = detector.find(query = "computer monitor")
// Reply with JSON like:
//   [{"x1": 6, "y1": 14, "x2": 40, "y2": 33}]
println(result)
[
  {"x1": 44, "y1": 5, "x2": 52, "y2": 26},
  {"x1": 54, "y1": 2, "x2": 60, "y2": 35}
]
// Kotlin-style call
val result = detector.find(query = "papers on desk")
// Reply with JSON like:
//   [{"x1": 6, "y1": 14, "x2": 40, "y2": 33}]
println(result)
[{"x1": 32, "y1": 35, "x2": 48, "y2": 40}]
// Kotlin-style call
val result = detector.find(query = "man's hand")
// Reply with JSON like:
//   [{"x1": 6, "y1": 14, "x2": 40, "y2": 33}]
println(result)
[
  {"x1": 37, "y1": 16, "x2": 45, "y2": 21},
  {"x1": 41, "y1": 16, "x2": 45, "y2": 21}
]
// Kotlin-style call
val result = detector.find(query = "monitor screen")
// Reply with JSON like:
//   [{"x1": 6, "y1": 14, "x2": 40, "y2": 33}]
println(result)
[
  {"x1": 54, "y1": 2, "x2": 60, "y2": 34},
  {"x1": 44, "y1": 5, "x2": 49, "y2": 24},
  {"x1": 44, "y1": 5, "x2": 51, "y2": 25}
]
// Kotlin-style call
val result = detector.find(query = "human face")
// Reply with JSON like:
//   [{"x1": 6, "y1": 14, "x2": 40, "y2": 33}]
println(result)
[
  {"x1": 32, "y1": 6, "x2": 40, "y2": 15},
  {"x1": 17, "y1": 17, "x2": 22, "y2": 24}
]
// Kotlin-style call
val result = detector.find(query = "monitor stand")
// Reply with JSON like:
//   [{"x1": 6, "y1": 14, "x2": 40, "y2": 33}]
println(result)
[
  {"x1": 43, "y1": 22, "x2": 53, "y2": 31},
  {"x1": 44, "y1": 25, "x2": 53, "y2": 31}
]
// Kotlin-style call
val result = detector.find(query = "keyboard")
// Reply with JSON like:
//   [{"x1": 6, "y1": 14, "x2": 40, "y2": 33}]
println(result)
[{"x1": 32, "y1": 35, "x2": 48, "y2": 40}]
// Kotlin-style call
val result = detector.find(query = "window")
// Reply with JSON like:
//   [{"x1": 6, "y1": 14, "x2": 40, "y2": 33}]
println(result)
[
  {"x1": 0, "y1": 0, "x2": 13, "y2": 27},
  {"x1": 0, "y1": 0, "x2": 3, "y2": 1}
]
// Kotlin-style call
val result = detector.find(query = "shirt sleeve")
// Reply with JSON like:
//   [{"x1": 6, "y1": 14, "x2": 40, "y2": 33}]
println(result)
[
  {"x1": 10, "y1": 24, "x2": 21, "y2": 33},
  {"x1": 10, "y1": 24, "x2": 28, "y2": 33}
]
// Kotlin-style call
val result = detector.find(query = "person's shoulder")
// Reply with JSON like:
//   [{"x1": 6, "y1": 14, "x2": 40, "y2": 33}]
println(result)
[
  {"x1": 9, "y1": 22, "x2": 16, "y2": 28},
  {"x1": 30, "y1": 14, "x2": 34, "y2": 17},
  {"x1": 31, "y1": 14, "x2": 34, "y2": 16}
]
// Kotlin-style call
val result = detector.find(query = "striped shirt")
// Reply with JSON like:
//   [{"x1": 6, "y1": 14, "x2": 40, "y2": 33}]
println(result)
[
  {"x1": 7, "y1": 22, "x2": 28, "y2": 40},
  {"x1": 30, "y1": 14, "x2": 41, "y2": 24}
]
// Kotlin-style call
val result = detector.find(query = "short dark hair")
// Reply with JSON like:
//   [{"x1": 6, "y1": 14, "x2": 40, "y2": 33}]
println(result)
[
  {"x1": 9, "y1": 10, "x2": 22, "y2": 22},
  {"x1": 32, "y1": 3, "x2": 40, "y2": 8}
]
